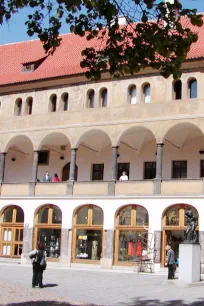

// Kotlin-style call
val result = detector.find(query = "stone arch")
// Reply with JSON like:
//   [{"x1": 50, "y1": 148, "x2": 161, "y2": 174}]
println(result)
[
  {"x1": 37, "y1": 132, "x2": 71, "y2": 151},
  {"x1": 3, "y1": 134, "x2": 34, "y2": 153},
  {"x1": 161, "y1": 122, "x2": 203, "y2": 144}
]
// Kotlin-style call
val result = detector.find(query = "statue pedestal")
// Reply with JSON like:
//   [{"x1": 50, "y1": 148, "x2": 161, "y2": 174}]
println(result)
[{"x1": 179, "y1": 244, "x2": 200, "y2": 283}]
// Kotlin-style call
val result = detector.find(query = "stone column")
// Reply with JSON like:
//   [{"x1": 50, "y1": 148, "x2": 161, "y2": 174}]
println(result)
[
  {"x1": 154, "y1": 143, "x2": 164, "y2": 194},
  {"x1": 111, "y1": 146, "x2": 118, "y2": 181},
  {"x1": 60, "y1": 228, "x2": 72, "y2": 265},
  {"x1": 69, "y1": 148, "x2": 77, "y2": 181},
  {"x1": 199, "y1": 231, "x2": 204, "y2": 272},
  {"x1": 21, "y1": 224, "x2": 34, "y2": 264},
  {"x1": 100, "y1": 230, "x2": 114, "y2": 269},
  {"x1": 154, "y1": 231, "x2": 162, "y2": 265},
  {"x1": 0, "y1": 152, "x2": 6, "y2": 183},
  {"x1": 32, "y1": 150, "x2": 39, "y2": 182}
]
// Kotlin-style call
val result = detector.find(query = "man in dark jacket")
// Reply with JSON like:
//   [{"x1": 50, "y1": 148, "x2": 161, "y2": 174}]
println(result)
[
  {"x1": 166, "y1": 245, "x2": 176, "y2": 279},
  {"x1": 29, "y1": 243, "x2": 46, "y2": 288}
]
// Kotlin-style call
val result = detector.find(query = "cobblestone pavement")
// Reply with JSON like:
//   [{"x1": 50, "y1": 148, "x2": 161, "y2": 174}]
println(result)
[{"x1": 1, "y1": 264, "x2": 204, "y2": 306}]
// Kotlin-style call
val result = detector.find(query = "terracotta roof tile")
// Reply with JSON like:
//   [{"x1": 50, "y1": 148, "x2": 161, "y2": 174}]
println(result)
[{"x1": 0, "y1": 16, "x2": 204, "y2": 86}]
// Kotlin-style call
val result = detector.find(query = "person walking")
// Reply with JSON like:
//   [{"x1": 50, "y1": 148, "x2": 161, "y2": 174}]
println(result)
[
  {"x1": 29, "y1": 243, "x2": 46, "y2": 288},
  {"x1": 166, "y1": 245, "x2": 176, "y2": 280}
]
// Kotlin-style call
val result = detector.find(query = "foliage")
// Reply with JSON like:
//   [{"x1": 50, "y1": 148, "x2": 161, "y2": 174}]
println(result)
[{"x1": 0, "y1": 0, "x2": 203, "y2": 80}]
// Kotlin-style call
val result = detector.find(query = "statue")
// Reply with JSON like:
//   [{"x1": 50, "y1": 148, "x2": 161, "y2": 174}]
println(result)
[{"x1": 183, "y1": 209, "x2": 198, "y2": 244}]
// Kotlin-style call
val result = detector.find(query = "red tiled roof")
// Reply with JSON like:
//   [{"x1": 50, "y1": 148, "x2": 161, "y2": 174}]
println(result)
[{"x1": 0, "y1": 16, "x2": 204, "y2": 86}]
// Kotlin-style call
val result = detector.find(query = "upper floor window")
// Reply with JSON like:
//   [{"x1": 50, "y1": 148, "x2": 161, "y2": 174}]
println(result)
[
  {"x1": 15, "y1": 98, "x2": 22, "y2": 116},
  {"x1": 129, "y1": 85, "x2": 136, "y2": 104},
  {"x1": 188, "y1": 78, "x2": 197, "y2": 99},
  {"x1": 144, "y1": 162, "x2": 156, "y2": 179},
  {"x1": 61, "y1": 93, "x2": 69, "y2": 111},
  {"x1": 172, "y1": 160, "x2": 187, "y2": 179},
  {"x1": 143, "y1": 84, "x2": 151, "y2": 103},
  {"x1": 25, "y1": 97, "x2": 33, "y2": 115},
  {"x1": 92, "y1": 164, "x2": 104, "y2": 181},
  {"x1": 101, "y1": 88, "x2": 108, "y2": 107},
  {"x1": 49, "y1": 94, "x2": 57, "y2": 112},
  {"x1": 87, "y1": 90, "x2": 95, "y2": 108},
  {"x1": 173, "y1": 80, "x2": 182, "y2": 100}
]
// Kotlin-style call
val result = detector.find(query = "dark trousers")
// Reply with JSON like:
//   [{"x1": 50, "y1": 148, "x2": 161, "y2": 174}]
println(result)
[
  {"x1": 168, "y1": 264, "x2": 175, "y2": 279},
  {"x1": 32, "y1": 263, "x2": 43, "y2": 287}
]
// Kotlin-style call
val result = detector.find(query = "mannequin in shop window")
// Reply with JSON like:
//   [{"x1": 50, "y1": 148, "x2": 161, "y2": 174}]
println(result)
[{"x1": 91, "y1": 240, "x2": 98, "y2": 260}]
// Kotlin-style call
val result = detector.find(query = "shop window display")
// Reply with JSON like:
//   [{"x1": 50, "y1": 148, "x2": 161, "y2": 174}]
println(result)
[
  {"x1": 35, "y1": 205, "x2": 62, "y2": 260},
  {"x1": 115, "y1": 205, "x2": 149, "y2": 265},
  {"x1": 75, "y1": 229, "x2": 102, "y2": 260},
  {"x1": 73, "y1": 205, "x2": 103, "y2": 262}
]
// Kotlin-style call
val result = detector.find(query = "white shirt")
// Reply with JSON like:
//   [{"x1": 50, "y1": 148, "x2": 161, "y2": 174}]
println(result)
[{"x1": 119, "y1": 175, "x2": 128, "y2": 181}]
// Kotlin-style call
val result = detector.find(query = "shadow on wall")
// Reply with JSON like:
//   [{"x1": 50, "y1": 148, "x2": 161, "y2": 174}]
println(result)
[{"x1": 121, "y1": 299, "x2": 204, "y2": 306}]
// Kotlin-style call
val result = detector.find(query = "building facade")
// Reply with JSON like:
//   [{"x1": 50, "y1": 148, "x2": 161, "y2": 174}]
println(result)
[{"x1": 1, "y1": 23, "x2": 204, "y2": 271}]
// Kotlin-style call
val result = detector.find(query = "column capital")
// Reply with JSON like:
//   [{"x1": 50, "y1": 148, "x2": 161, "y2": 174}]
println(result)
[
  {"x1": 112, "y1": 146, "x2": 119, "y2": 149},
  {"x1": 71, "y1": 148, "x2": 78, "y2": 152},
  {"x1": 0, "y1": 152, "x2": 7, "y2": 156},
  {"x1": 33, "y1": 150, "x2": 40, "y2": 154},
  {"x1": 156, "y1": 143, "x2": 164, "y2": 147}
]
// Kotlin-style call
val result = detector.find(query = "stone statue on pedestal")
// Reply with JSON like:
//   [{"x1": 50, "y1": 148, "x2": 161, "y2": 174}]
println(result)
[{"x1": 183, "y1": 209, "x2": 198, "y2": 244}]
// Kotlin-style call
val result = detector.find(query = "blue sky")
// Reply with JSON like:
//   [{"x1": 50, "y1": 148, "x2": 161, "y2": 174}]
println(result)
[{"x1": 0, "y1": 0, "x2": 204, "y2": 45}]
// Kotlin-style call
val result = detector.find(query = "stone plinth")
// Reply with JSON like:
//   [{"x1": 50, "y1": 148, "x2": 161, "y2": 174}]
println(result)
[{"x1": 179, "y1": 244, "x2": 200, "y2": 283}]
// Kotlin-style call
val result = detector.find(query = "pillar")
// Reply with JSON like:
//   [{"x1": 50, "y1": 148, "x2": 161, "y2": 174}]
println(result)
[
  {"x1": 111, "y1": 146, "x2": 118, "y2": 181},
  {"x1": 21, "y1": 224, "x2": 34, "y2": 264},
  {"x1": 0, "y1": 152, "x2": 6, "y2": 183},
  {"x1": 199, "y1": 231, "x2": 204, "y2": 273},
  {"x1": 60, "y1": 228, "x2": 72, "y2": 265},
  {"x1": 154, "y1": 143, "x2": 164, "y2": 194},
  {"x1": 154, "y1": 230, "x2": 162, "y2": 266},
  {"x1": 69, "y1": 148, "x2": 77, "y2": 181},
  {"x1": 100, "y1": 230, "x2": 114, "y2": 269},
  {"x1": 32, "y1": 150, "x2": 39, "y2": 182}
]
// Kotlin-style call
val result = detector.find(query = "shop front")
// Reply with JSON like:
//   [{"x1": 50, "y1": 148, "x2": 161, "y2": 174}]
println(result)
[
  {"x1": 34, "y1": 204, "x2": 62, "y2": 261},
  {"x1": 162, "y1": 204, "x2": 199, "y2": 266},
  {"x1": 114, "y1": 205, "x2": 149, "y2": 265},
  {"x1": 72, "y1": 205, "x2": 103, "y2": 263},
  {"x1": 0, "y1": 205, "x2": 24, "y2": 257}
]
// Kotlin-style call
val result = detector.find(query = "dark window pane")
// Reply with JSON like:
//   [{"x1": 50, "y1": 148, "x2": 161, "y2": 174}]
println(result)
[
  {"x1": 92, "y1": 164, "x2": 104, "y2": 181},
  {"x1": 76, "y1": 206, "x2": 88, "y2": 224},
  {"x1": 15, "y1": 229, "x2": 19, "y2": 241},
  {"x1": 117, "y1": 163, "x2": 130, "y2": 180},
  {"x1": 38, "y1": 151, "x2": 49, "y2": 165},
  {"x1": 166, "y1": 206, "x2": 179, "y2": 226},
  {"x1": 38, "y1": 207, "x2": 49, "y2": 223},
  {"x1": 173, "y1": 80, "x2": 182, "y2": 100},
  {"x1": 92, "y1": 206, "x2": 103, "y2": 225},
  {"x1": 88, "y1": 91, "x2": 95, "y2": 108},
  {"x1": 101, "y1": 89, "x2": 107, "y2": 107},
  {"x1": 189, "y1": 80, "x2": 197, "y2": 99},
  {"x1": 16, "y1": 207, "x2": 24, "y2": 223},
  {"x1": 75, "y1": 229, "x2": 102, "y2": 260},
  {"x1": 119, "y1": 206, "x2": 131, "y2": 225},
  {"x1": 144, "y1": 162, "x2": 156, "y2": 179},
  {"x1": 52, "y1": 206, "x2": 62, "y2": 224},
  {"x1": 172, "y1": 161, "x2": 187, "y2": 178},
  {"x1": 3, "y1": 207, "x2": 13, "y2": 222},
  {"x1": 136, "y1": 206, "x2": 149, "y2": 226},
  {"x1": 201, "y1": 160, "x2": 204, "y2": 177}
]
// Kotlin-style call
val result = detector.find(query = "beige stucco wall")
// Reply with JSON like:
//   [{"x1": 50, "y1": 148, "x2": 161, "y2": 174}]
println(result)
[
  {"x1": 161, "y1": 180, "x2": 203, "y2": 195},
  {"x1": 35, "y1": 183, "x2": 67, "y2": 196},
  {"x1": 73, "y1": 182, "x2": 109, "y2": 196},
  {"x1": 1, "y1": 184, "x2": 29, "y2": 196},
  {"x1": 115, "y1": 181, "x2": 154, "y2": 195}
]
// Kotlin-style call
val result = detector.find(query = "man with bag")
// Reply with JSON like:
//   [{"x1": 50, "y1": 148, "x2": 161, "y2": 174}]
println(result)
[
  {"x1": 165, "y1": 245, "x2": 176, "y2": 280},
  {"x1": 29, "y1": 243, "x2": 47, "y2": 288}
]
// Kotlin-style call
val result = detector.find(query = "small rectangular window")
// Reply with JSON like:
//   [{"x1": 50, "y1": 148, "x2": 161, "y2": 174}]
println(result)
[
  {"x1": 172, "y1": 161, "x2": 187, "y2": 179},
  {"x1": 38, "y1": 151, "x2": 49, "y2": 165},
  {"x1": 92, "y1": 164, "x2": 104, "y2": 181},
  {"x1": 200, "y1": 160, "x2": 204, "y2": 178},
  {"x1": 117, "y1": 163, "x2": 130, "y2": 180},
  {"x1": 144, "y1": 162, "x2": 156, "y2": 179}
]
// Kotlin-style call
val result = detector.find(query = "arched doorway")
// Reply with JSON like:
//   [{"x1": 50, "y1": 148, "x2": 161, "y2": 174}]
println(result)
[
  {"x1": 62, "y1": 162, "x2": 78, "y2": 181},
  {"x1": 162, "y1": 204, "x2": 199, "y2": 266},
  {"x1": 34, "y1": 205, "x2": 62, "y2": 261},
  {"x1": 114, "y1": 205, "x2": 149, "y2": 265},
  {"x1": 72, "y1": 205, "x2": 103, "y2": 263},
  {"x1": 0, "y1": 205, "x2": 24, "y2": 257}
]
